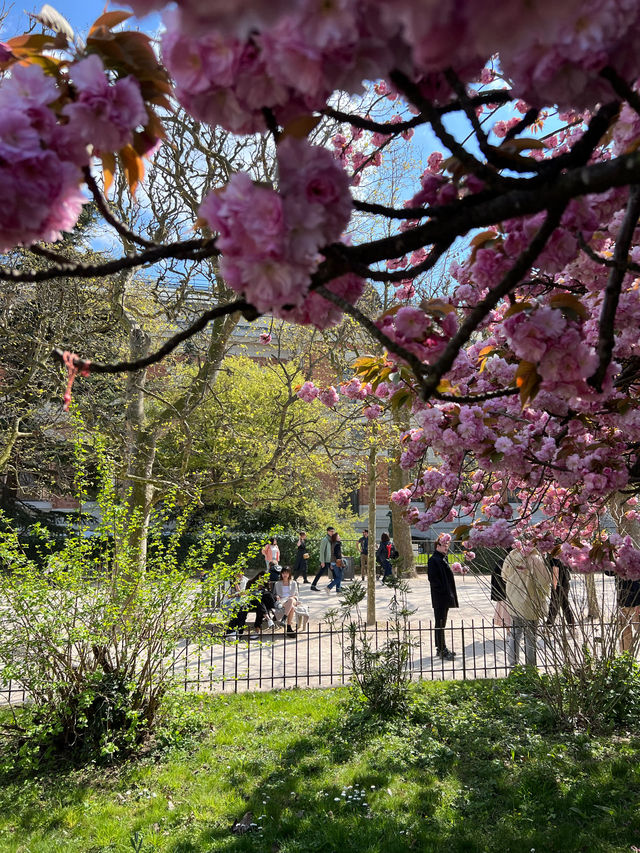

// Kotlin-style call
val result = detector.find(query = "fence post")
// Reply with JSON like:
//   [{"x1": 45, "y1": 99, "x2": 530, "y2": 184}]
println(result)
[{"x1": 461, "y1": 621, "x2": 466, "y2": 680}]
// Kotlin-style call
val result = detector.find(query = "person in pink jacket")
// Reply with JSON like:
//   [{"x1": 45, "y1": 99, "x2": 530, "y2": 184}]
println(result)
[{"x1": 261, "y1": 536, "x2": 280, "y2": 569}]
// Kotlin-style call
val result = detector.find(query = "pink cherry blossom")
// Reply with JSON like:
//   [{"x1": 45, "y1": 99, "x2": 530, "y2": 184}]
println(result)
[
  {"x1": 363, "y1": 404, "x2": 382, "y2": 419},
  {"x1": 63, "y1": 55, "x2": 147, "y2": 152},
  {"x1": 318, "y1": 386, "x2": 339, "y2": 408},
  {"x1": 297, "y1": 381, "x2": 320, "y2": 403}
]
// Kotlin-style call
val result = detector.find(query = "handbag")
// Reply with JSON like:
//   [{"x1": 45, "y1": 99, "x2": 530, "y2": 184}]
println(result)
[
  {"x1": 336, "y1": 558, "x2": 344, "y2": 568},
  {"x1": 303, "y1": 552, "x2": 309, "y2": 560}
]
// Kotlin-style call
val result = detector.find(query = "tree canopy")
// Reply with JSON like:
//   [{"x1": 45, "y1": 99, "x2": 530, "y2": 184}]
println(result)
[{"x1": 2, "y1": 1, "x2": 640, "y2": 573}]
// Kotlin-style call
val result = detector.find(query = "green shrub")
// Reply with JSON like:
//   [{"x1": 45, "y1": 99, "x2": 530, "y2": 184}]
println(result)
[
  {"x1": 509, "y1": 652, "x2": 640, "y2": 733},
  {"x1": 0, "y1": 435, "x2": 258, "y2": 770},
  {"x1": 326, "y1": 577, "x2": 416, "y2": 717}
]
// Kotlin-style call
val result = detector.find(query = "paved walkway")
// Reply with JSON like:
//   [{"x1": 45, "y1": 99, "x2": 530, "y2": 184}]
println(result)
[{"x1": 294, "y1": 571, "x2": 618, "y2": 627}]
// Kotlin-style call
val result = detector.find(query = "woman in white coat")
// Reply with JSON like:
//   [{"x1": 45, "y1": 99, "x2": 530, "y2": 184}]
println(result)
[{"x1": 273, "y1": 567, "x2": 300, "y2": 636}]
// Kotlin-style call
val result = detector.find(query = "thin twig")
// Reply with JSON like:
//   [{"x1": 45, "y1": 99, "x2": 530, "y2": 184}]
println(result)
[
  {"x1": 51, "y1": 298, "x2": 248, "y2": 375},
  {"x1": 579, "y1": 233, "x2": 640, "y2": 274},
  {"x1": 83, "y1": 167, "x2": 157, "y2": 250},
  {"x1": 444, "y1": 69, "x2": 543, "y2": 175}
]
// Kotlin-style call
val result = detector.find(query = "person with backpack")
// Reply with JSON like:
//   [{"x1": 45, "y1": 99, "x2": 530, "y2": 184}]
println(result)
[{"x1": 377, "y1": 532, "x2": 394, "y2": 583}]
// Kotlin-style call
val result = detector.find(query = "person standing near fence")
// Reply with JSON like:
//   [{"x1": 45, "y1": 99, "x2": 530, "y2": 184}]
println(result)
[
  {"x1": 310, "y1": 526, "x2": 334, "y2": 591},
  {"x1": 616, "y1": 576, "x2": 640, "y2": 653},
  {"x1": 427, "y1": 533, "x2": 458, "y2": 660},
  {"x1": 502, "y1": 545, "x2": 550, "y2": 667},
  {"x1": 546, "y1": 555, "x2": 575, "y2": 629},
  {"x1": 293, "y1": 531, "x2": 309, "y2": 583},
  {"x1": 358, "y1": 529, "x2": 369, "y2": 580}
]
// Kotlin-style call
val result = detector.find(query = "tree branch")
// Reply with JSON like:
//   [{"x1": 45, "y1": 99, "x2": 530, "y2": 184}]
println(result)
[
  {"x1": 588, "y1": 184, "x2": 640, "y2": 391},
  {"x1": 390, "y1": 69, "x2": 514, "y2": 189},
  {"x1": 600, "y1": 66, "x2": 640, "y2": 117},
  {"x1": 418, "y1": 204, "x2": 567, "y2": 399},
  {"x1": 314, "y1": 285, "x2": 429, "y2": 381},
  {"x1": 51, "y1": 298, "x2": 248, "y2": 374},
  {"x1": 345, "y1": 148, "x2": 640, "y2": 266},
  {"x1": 0, "y1": 237, "x2": 217, "y2": 284},
  {"x1": 323, "y1": 89, "x2": 511, "y2": 135}
]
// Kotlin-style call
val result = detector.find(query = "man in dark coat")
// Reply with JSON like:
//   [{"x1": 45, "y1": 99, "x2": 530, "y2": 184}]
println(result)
[{"x1": 427, "y1": 533, "x2": 459, "y2": 660}]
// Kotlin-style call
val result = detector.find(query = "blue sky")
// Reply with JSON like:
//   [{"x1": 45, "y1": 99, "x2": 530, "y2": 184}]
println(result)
[{"x1": 2, "y1": 1, "x2": 159, "y2": 38}]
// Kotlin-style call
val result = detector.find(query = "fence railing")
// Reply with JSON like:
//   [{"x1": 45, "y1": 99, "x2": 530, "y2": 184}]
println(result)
[{"x1": 3, "y1": 617, "x2": 634, "y2": 704}]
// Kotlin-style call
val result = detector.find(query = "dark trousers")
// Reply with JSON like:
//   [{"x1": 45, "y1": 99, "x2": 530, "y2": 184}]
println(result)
[
  {"x1": 311, "y1": 563, "x2": 330, "y2": 587},
  {"x1": 253, "y1": 591, "x2": 277, "y2": 629},
  {"x1": 294, "y1": 560, "x2": 308, "y2": 583},
  {"x1": 547, "y1": 581, "x2": 575, "y2": 626},
  {"x1": 227, "y1": 607, "x2": 248, "y2": 634},
  {"x1": 380, "y1": 558, "x2": 392, "y2": 580},
  {"x1": 434, "y1": 605, "x2": 449, "y2": 652}
]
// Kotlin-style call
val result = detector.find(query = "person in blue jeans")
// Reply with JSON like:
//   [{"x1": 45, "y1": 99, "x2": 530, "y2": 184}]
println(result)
[{"x1": 327, "y1": 532, "x2": 344, "y2": 592}]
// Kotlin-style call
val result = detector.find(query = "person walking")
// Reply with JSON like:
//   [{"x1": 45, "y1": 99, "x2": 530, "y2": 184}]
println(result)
[
  {"x1": 358, "y1": 529, "x2": 369, "y2": 580},
  {"x1": 293, "y1": 531, "x2": 309, "y2": 583},
  {"x1": 327, "y1": 532, "x2": 344, "y2": 592},
  {"x1": 261, "y1": 536, "x2": 280, "y2": 570},
  {"x1": 502, "y1": 545, "x2": 550, "y2": 667},
  {"x1": 310, "y1": 526, "x2": 334, "y2": 591},
  {"x1": 427, "y1": 533, "x2": 459, "y2": 660},
  {"x1": 377, "y1": 532, "x2": 393, "y2": 583}
]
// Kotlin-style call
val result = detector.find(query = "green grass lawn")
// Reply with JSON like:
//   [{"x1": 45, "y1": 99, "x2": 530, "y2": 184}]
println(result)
[{"x1": 1, "y1": 679, "x2": 639, "y2": 852}]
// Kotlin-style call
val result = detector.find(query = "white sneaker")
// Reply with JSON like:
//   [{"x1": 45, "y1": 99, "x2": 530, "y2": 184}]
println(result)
[{"x1": 266, "y1": 618, "x2": 274, "y2": 629}]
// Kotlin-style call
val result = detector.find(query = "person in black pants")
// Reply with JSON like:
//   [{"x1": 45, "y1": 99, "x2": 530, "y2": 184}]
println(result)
[
  {"x1": 546, "y1": 556, "x2": 575, "y2": 627},
  {"x1": 293, "y1": 531, "x2": 309, "y2": 583},
  {"x1": 427, "y1": 534, "x2": 459, "y2": 660},
  {"x1": 358, "y1": 529, "x2": 369, "y2": 580},
  {"x1": 377, "y1": 532, "x2": 393, "y2": 583}
]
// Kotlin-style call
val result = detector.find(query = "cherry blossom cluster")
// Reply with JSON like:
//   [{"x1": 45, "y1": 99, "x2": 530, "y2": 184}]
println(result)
[
  {"x1": 0, "y1": 54, "x2": 148, "y2": 252},
  {"x1": 199, "y1": 136, "x2": 362, "y2": 325},
  {"x1": 133, "y1": 0, "x2": 640, "y2": 120}
]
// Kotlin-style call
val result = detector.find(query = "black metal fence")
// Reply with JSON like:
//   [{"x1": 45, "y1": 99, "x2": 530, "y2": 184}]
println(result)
[{"x1": 3, "y1": 617, "x2": 626, "y2": 704}]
